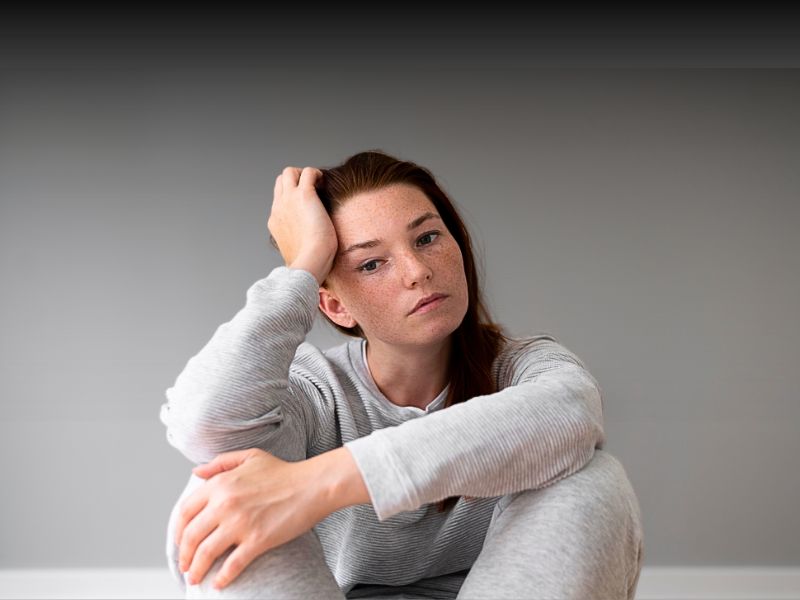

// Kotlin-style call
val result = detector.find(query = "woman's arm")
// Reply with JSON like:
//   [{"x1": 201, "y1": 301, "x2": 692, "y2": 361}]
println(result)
[
  {"x1": 342, "y1": 337, "x2": 606, "y2": 521},
  {"x1": 159, "y1": 265, "x2": 329, "y2": 465}
]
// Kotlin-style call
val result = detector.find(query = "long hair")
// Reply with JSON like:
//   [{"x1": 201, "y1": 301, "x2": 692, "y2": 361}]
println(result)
[{"x1": 315, "y1": 150, "x2": 511, "y2": 514}]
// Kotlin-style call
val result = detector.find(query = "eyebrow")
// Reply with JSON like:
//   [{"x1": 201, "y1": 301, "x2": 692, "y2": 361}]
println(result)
[{"x1": 339, "y1": 211, "x2": 442, "y2": 257}]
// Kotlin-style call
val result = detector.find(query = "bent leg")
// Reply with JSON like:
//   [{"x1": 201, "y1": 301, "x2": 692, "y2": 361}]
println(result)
[
  {"x1": 165, "y1": 472, "x2": 346, "y2": 599},
  {"x1": 457, "y1": 449, "x2": 644, "y2": 600}
]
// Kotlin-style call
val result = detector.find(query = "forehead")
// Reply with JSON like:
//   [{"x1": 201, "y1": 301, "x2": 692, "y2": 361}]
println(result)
[{"x1": 333, "y1": 184, "x2": 436, "y2": 231}]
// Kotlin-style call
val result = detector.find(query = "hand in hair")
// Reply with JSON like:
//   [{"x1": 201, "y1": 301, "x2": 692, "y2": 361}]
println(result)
[{"x1": 268, "y1": 166, "x2": 338, "y2": 285}]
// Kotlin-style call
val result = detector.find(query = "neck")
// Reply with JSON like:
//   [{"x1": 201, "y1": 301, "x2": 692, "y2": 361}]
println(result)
[{"x1": 365, "y1": 336, "x2": 452, "y2": 409}]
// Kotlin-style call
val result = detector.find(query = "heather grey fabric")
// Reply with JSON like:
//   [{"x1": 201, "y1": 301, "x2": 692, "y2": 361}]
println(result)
[{"x1": 161, "y1": 265, "x2": 643, "y2": 598}]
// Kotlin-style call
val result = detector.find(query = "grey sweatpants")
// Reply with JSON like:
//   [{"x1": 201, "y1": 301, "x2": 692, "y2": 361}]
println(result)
[{"x1": 165, "y1": 449, "x2": 644, "y2": 599}]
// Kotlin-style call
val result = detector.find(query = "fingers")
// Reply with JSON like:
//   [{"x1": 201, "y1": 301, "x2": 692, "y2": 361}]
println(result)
[
  {"x1": 298, "y1": 166, "x2": 322, "y2": 190},
  {"x1": 212, "y1": 539, "x2": 260, "y2": 590},
  {"x1": 281, "y1": 166, "x2": 301, "y2": 189},
  {"x1": 174, "y1": 487, "x2": 208, "y2": 548},
  {"x1": 191, "y1": 462, "x2": 216, "y2": 479},
  {"x1": 279, "y1": 166, "x2": 320, "y2": 194},
  {"x1": 184, "y1": 526, "x2": 233, "y2": 588},
  {"x1": 192, "y1": 449, "x2": 252, "y2": 479},
  {"x1": 179, "y1": 508, "x2": 221, "y2": 576}
]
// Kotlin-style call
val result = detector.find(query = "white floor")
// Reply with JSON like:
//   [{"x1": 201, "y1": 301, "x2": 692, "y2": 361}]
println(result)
[{"x1": 0, "y1": 567, "x2": 798, "y2": 599}]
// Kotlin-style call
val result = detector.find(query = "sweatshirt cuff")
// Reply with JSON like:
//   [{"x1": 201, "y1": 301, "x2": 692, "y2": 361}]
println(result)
[{"x1": 344, "y1": 430, "x2": 422, "y2": 521}]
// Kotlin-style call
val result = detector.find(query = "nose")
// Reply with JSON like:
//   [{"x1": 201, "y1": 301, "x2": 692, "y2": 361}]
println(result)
[{"x1": 399, "y1": 250, "x2": 432, "y2": 288}]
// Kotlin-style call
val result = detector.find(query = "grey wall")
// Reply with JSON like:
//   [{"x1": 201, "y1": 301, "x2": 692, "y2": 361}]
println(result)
[{"x1": 1, "y1": 11, "x2": 799, "y2": 569}]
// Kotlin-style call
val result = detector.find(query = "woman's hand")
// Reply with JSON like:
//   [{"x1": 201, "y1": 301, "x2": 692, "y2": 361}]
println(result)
[
  {"x1": 173, "y1": 448, "x2": 335, "y2": 591},
  {"x1": 268, "y1": 166, "x2": 339, "y2": 285}
]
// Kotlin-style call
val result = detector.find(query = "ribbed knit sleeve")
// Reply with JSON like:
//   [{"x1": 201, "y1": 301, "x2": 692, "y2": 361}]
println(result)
[
  {"x1": 158, "y1": 266, "x2": 324, "y2": 465},
  {"x1": 343, "y1": 336, "x2": 606, "y2": 521}
]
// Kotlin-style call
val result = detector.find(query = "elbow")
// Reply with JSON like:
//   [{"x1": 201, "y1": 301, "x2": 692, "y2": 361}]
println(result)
[
  {"x1": 553, "y1": 370, "x2": 606, "y2": 476},
  {"x1": 577, "y1": 408, "x2": 605, "y2": 456},
  {"x1": 163, "y1": 414, "x2": 268, "y2": 465},
  {"x1": 160, "y1": 393, "x2": 289, "y2": 465},
  {"x1": 159, "y1": 395, "x2": 227, "y2": 465},
  {"x1": 546, "y1": 410, "x2": 604, "y2": 486},
  {"x1": 570, "y1": 377, "x2": 607, "y2": 467},
  {"x1": 161, "y1": 413, "x2": 222, "y2": 465},
  {"x1": 543, "y1": 363, "x2": 606, "y2": 446},
  {"x1": 165, "y1": 429, "x2": 219, "y2": 466},
  {"x1": 572, "y1": 366, "x2": 605, "y2": 442}
]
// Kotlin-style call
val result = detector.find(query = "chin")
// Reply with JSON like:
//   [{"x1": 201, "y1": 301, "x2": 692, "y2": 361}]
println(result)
[{"x1": 415, "y1": 314, "x2": 463, "y2": 344}]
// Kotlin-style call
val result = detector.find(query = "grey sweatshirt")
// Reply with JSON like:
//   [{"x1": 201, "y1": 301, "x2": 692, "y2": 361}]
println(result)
[{"x1": 159, "y1": 265, "x2": 606, "y2": 593}]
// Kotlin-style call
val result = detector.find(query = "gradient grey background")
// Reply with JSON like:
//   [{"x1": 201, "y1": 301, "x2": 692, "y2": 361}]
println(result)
[{"x1": 1, "y1": 10, "x2": 798, "y2": 571}]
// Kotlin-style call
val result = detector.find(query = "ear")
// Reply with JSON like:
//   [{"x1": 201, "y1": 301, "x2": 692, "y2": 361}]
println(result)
[{"x1": 318, "y1": 286, "x2": 358, "y2": 328}]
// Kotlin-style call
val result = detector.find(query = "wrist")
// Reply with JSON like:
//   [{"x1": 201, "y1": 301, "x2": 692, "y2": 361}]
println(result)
[
  {"x1": 308, "y1": 446, "x2": 371, "y2": 514},
  {"x1": 289, "y1": 252, "x2": 333, "y2": 286}
]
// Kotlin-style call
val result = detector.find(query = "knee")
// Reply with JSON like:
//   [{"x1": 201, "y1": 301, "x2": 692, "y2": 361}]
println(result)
[
  {"x1": 511, "y1": 449, "x2": 641, "y2": 530},
  {"x1": 592, "y1": 450, "x2": 644, "y2": 556},
  {"x1": 568, "y1": 450, "x2": 642, "y2": 529},
  {"x1": 572, "y1": 450, "x2": 645, "y2": 576},
  {"x1": 167, "y1": 474, "x2": 207, "y2": 541},
  {"x1": 166, "y1": 473, "x2": 208, "y2": 585},
  {"x1": 496, "y1": 450, "x2": 644, "y2": 564},
  {"x1": 494, "y1": 450, "x2": 644, "y2": 598}
]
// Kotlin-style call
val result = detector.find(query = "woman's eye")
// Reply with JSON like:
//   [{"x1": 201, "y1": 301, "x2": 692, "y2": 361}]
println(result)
[
  {"x1": 357, "y1": 232, "x2": 440, "y2": 273},
  {"x1": 417, "y1": 231, "x2": 440, "y2": 246},
  {"x1": 358, "y1": 260, "x2": 380, "y2": 272}
]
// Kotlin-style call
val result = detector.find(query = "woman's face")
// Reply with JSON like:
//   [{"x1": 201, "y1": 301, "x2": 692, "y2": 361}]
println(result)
[{"x1": 320, "y1": 183, "x2": 469, "y2": 348}]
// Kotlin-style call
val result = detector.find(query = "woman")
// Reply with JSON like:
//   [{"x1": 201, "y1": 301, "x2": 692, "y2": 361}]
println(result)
[{"x1": 160, "y1": 150, "x2": 644, "y2": 599}]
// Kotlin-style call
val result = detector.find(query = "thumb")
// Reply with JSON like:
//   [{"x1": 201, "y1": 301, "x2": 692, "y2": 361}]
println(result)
[{"x1": 192, "y1": 449, "x2": 257, "y2": 479}]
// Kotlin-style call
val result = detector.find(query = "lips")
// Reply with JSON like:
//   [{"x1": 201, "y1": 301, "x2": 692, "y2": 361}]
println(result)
[{"x1": 410, "y1": 293, "x2": 448, "y2": 315}]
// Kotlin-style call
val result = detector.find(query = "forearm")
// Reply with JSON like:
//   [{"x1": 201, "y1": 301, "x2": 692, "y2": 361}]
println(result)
[
  {"x1": 159, "y1": 266, "x2": 319, "y2": 463},
  {"x1": 344, "y1": 363, "x2": 605, "y2": 521},
  {"x1": 308, "y1": 446, "x2": 371, "y2": 514}
]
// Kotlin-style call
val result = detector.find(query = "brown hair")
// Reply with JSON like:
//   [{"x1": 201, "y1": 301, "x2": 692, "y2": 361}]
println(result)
[{"x1": 315, "y1": 150, "x2": 510, "y2": 514}]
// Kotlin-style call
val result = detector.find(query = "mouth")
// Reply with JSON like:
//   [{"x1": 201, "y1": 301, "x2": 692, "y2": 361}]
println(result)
[{"x1": 409, "y1": 293, "x2": 449, "y2": 315}]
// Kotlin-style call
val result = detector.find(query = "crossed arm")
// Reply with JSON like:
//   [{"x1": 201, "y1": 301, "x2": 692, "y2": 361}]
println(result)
[
  {"x1": 163, "y1": 268, "x2": 604, "y2": 590},
  {"x1": 173, "y1": 344, "x2": 603, "y2": 590}
]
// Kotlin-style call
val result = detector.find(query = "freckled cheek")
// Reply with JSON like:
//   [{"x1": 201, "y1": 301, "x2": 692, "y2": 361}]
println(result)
[
  {"x1": 436, "y1": 245, "x2": 466, "y2": 285},
  {"x1": 348, "y1": 280, "x2": 401, "y2": 323},
  {"x1": 443, "y1": 250, "x2": 469, "y2": 312}
]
